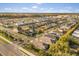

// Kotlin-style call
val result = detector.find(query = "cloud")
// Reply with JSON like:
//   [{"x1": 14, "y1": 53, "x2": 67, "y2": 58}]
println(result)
[
  {"x1": 32, "y1": 5, "x2": 38, "y2": 9},
  {"x1": 40, "y1": 8, "x2": 44, "y2": 10},
  {"x1": 58, "y1": 9, "x2": 72, "y2": 13},
  {"x1": 4, "y1": 8, "x2": 12, "y2": 10},
  {"x1": 49, "y1": 8, "x2": 54, "y2": 10},
  {"x1": 74, "y1": 9, "x2": 79, "y2": 13},
  {"x1": 1, "y1": 6, "x2": 79, "y2": 13},
  {"x1": 36, "y1": 3, "x2": 42, "y2": 5},
  {"x1": 22, "y1": 7, "x2": 28, "y2": 9},
  {"x1": 64, "y1": 6, "x2": 72, "y2": 10}
]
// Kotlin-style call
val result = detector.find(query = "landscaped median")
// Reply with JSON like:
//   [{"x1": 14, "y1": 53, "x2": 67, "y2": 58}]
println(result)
[
  {"x1": 0, "y1": 31, "x2": 12, "y2": 42},
  {"x1": 59, "y1": 22, "x2": 79, "y2": 42},
  {"x1": 48, "y1": 22, "x2": 79, "y2": 56}
]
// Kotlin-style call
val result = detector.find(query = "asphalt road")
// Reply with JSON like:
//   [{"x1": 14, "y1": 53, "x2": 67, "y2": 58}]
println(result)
[
  {"x1": 0, "y1": 39, "x2": 27, "y2": 56},
  {"x1": 0, "y1": 35, "x2": 35, "y2": 56}
]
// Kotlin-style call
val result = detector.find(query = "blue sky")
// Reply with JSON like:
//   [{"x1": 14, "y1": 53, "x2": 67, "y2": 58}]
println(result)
[{"x1": 0, "y1": 3, "x2": 79, "y2": 13}]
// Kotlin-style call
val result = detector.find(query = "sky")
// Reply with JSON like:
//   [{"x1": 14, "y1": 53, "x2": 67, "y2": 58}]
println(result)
[{"x1": 0, "y1": 3, "x2": 79, "y2": 13}]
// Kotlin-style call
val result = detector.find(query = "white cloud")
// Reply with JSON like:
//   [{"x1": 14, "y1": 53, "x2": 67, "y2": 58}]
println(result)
[
  {"x1": 74, "y1": 9, "x2": 79, "y2": 13},
  {"x1": 49, "y1": 8, "x2": 54, "y2": 10},
  {"x1": 64, "y1": 6, "x2": 72, "y2": 10},
  {"x1": 56, "y1": 9, "x2": 73, "y2": 13},
  {"x1": 4, "y1": 8, "x2": 12, "y2": 10},
  {"x1": 40, "y1": 8, "x2": 44, "y2": 10},
  {"x1": 36, "y1": 3, "x2": 42, "y2": 5},
  {"x1": 2, "y1": 6, "x2": 79, "y2": 13},
  {"x1": 32, "y1": 5, "x2": 38, "y2": 8},
  {"x1": 42, "y1": 8, "x2": 73, "y2": 13},
  {"x1": 3, "y1": 7, "x2": 19, "y2": 12},
  {"x1": 22, "y1": 7, "x2": 28, "y2": 9}
]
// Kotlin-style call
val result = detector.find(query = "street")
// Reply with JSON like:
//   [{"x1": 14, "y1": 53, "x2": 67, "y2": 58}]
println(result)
[
  {"x1": 0, "y1": 39, "x2": 27, "y2": 56},
  {"x1": 0, "y1": 35, "x2": 35, "y2": 56}
]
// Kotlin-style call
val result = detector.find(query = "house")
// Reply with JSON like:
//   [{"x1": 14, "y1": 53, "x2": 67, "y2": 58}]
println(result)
[
  {"x1": 32, "y1": 36, "x2": 52, "y2": 50},
  {"x1": 72, "y1": 30, "x2": 79, "y2": 38},
  {"x1": 32, "y1": 32, "x2": 60, "y2": 50}
]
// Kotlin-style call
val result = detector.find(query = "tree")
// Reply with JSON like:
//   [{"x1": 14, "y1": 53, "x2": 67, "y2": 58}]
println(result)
[
  {"x1": 39, "y1": 50, "x2": 49, "y2": 56},
  {"x1": 48, "y1": 23, "x2": 79, "y2": 56}
]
